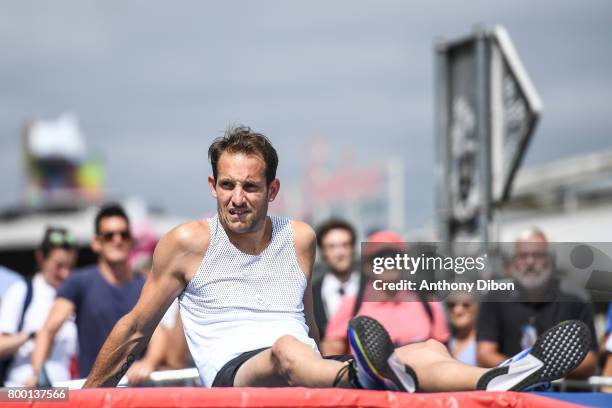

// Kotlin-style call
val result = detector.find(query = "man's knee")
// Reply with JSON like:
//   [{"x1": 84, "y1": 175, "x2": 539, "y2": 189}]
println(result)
[
  {"x1": 396, "y1": 338, "x2": 451, "y2": 362},
  {"x1": 423, "y1": 338, "x2": 449, "y2": 354},
  {"x1": 270, "y1": 335, "x2": 301, "y2": 377}
]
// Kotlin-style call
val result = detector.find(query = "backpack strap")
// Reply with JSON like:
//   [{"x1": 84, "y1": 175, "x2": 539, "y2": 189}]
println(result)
[
  {"x1": 0, "y1": 277, "x2": 34, "y2": 386},
  {"x1": 17, "y1": 278, "x2": 34, "y2": 332}
]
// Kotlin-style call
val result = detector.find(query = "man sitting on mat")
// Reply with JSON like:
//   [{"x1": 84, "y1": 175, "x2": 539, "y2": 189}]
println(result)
[{"x1": 83, "y1": 126, "x2": 591, "y2": 392}]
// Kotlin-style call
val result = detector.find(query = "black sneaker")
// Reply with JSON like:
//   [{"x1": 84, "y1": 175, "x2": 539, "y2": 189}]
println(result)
[
  {"x1": 477, "y1": 320, "x2": 591, "y2": 391},
  {"x1": 347, "y1": 316, "x2": 417, "y2": 392}
]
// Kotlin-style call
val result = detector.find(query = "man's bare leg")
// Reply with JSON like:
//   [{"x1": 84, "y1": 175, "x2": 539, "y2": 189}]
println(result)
[
  {"x1": 234, "y1": 335, "x2": 351, "y2": 387},
  {"x1": 350, "y1": 316, "x2": 591, "y2": 393},
  {"x1": 394, "y1": 340, "x2": 487, "y2": 392},
  {"x1": 234, "y1": 333, "x2": 484, "y2": 390}
]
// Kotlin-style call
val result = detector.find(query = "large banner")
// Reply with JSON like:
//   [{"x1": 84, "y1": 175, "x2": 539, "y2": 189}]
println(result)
[{"x1": 436, "y1": 26, "x2": 541, "y2": 244}]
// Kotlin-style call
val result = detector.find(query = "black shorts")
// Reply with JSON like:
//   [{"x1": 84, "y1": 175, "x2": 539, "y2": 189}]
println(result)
[{"x1": 211, "y1": 347, "x2": 352, "y2": 387}]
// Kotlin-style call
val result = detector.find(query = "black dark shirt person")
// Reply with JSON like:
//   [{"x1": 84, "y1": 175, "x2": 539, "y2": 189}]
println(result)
[
  {"x1": 476, "y1": 228, "x2": 597, "y2": 379},
  {"x1": 312, "y1": 219, "x2": 360, "y2": 341}
]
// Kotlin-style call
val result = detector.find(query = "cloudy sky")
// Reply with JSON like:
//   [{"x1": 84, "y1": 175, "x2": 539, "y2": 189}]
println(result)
[{"x1": 1, "y1": 1, "x2": 610, "y2": 229}]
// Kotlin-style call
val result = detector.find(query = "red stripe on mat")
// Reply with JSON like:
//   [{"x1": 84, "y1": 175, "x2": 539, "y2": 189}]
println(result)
[{"x1": 14, "y1": 387, "x2": 584, "y2": 408}]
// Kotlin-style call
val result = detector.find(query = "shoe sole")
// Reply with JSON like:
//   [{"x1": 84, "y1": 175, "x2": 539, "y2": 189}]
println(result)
[
  {"x1": 477, "y1": 320, "x2": 591, "y2": 391},
  {"x1": 348, "y1": 316, "x2": 416, "y2": 392}
]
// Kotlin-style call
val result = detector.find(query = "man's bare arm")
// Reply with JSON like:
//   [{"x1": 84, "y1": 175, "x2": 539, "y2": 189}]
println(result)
[
  {"x1": 476, "y1": 340, "x2": 509, "y2": 368},
  {"x1": 84, "y1": 222, "x2": 208, "y2": 388},
  {"x1": 320, "y1": 339, "x2": 346, "y2": 356},
  {"x1": 567, "y1": 350, "x2": 596, "y2": 379},
  {"x1": 0, "y1": 333, "x2": 30, "y2": 359},
  {"x1": 602, "y1": 351, "x2": 612, "y2": 393},
  {"x1": 165, "y1": 313, "x2": 189, "y2": 369},
  {"x1": 126, "y1": 325, "x2": 169, "y2": 385},
  {"x1": 293, "y1": 221, "x2": 321, "y2": 346}
]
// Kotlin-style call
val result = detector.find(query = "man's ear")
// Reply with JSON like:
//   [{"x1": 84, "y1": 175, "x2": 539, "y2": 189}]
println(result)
[
  {"x1": 267, "y1": 179, "x2": 280, "y2": 202},
  {"x1": 208, "y1": 175, "x2": 218, "y2": 198},
  {"x1": 35, "y1": 250, "x2": 45, "y2": 267},
  {"x1": 91, "y1": 237, "x2": 101, "y2": 254}
]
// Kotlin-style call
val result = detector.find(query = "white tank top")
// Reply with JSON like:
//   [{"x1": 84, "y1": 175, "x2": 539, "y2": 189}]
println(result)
[{"x1": 179, "y1": 214, "x2": 317, "y2": 387}]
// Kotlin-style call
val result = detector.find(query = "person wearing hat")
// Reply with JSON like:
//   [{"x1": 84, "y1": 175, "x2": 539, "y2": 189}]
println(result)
[
  {"x1": 321, "y1": 230, "x2": 450, "y2": 356},
  {"x1": 0, "y1": 227, "x2": 78, "y2": 386}
]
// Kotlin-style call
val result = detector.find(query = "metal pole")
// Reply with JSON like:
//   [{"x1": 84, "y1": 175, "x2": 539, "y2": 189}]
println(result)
[
  {"x1": 475, "y1": 30, "x2": 491, "y2": 247},
  {"x1": 434, "y1": 40, "x2": 450, "y2": 245}
]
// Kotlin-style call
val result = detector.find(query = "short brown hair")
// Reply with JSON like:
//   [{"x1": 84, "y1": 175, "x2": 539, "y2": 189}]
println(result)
[
  {"x1": 316, "y1": 218, "x2": 357, "y2": 248},
  {"x1": 208, "y1": 126, "x2": 279, "y2": 184}
]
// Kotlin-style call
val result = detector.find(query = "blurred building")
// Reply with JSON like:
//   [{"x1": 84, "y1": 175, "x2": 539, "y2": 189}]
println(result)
[
  {"x1": 22, "y1": 113, "x2": 103, "y2": 207},
  {"x1": 405, "y1": 149, "x2": 612, "y2": 243},
  {"x1": 277, "y1": 138, "x2": 406, "y2": 239},
  {"x1": 0, "y1": 198, "x2": 188, "y2": 274},
  {"x1": 498, "y1": 149, "x2": 612, "y2": 242},
  {"x1": 0, "y1": 114, "x2": 188, "y2": 275}
]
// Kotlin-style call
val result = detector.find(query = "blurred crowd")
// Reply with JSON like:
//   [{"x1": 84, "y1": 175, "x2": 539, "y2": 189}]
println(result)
[{"x1": 1, "y1": 204, "x2": 612, "y2": 392}]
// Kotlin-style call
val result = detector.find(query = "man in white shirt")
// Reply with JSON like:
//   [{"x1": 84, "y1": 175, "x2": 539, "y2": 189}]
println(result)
[
  {"x1": 0, "y1": 227, "x2": 78, "y2": 386},
  {"x1": 312, "y1": 219, "x2": 360, "y2": 340},
  {"x1": 0, "y1": 266, "x2": 22, "y2": 300}
]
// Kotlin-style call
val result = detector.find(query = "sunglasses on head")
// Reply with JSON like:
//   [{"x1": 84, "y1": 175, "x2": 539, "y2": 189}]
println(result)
[
  {"x1": 46, "y1": 230, "x2": 77, "y2": 248},
  {"x1": 99, "y1": 230, "x2": 132, "y2": 242}
]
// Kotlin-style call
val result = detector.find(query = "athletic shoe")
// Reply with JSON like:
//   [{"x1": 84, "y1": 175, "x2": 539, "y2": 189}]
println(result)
[
  {"x1": 347, "y1": 315, "x2": 417, "y2": 392},
  {"x1": 477, "y1": 320, "x2": 591, "y2": 391}
]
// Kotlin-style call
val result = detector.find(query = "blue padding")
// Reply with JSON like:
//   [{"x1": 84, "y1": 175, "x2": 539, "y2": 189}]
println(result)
[{"x1": 535, "y1": 392, "x2": 612, "y2": 407}]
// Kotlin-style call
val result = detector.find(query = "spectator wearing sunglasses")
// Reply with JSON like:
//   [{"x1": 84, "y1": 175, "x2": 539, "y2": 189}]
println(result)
[
  {"x1": 446, "y1": 292, "x2": 478, "y2": 366},
  {"x1": 27, "y1": 204, "x2": 167, "y2": 387},
  {"x1": 0, "y1": 227, "x2": 78, "y2": 386}
]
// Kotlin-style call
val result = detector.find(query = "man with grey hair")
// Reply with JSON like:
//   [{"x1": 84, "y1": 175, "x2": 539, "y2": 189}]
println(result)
[{"x1": 476, "y1": 228, "x2": 598, "y2": 379}]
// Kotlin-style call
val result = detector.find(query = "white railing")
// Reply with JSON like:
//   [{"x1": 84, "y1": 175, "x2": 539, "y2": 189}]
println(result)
[
  {"x1": 54, "y1": 370, "x2": 612, "y2": 391},
  {"x1": 52, "y1": 368, "x2": 201, "y2": 389}
]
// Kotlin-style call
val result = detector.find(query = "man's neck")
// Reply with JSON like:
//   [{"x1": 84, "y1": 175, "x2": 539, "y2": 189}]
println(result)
[
  {"x1": 222, "y1": 217, "x2": 272, "y2": 255},
  {"x1": 521, "y1": 277, "x2": 556, "y2": 301},
  {"x1": 330, "y1": 269, "x2": 353, "y2": 283},
  {"x1": 454, "y1": 326, "x2": 476, "y2": 341},
  {"x1": 98, "y1": 259, "x2": 132, "y2": 285}
]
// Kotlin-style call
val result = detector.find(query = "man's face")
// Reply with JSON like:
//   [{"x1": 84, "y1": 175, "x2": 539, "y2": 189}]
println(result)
[
  {"x1": 320, "y1": 229, "x2": 354, "y2": 275},
  {"x1": 511, "y1": 235, "x2": 553, "y2": 290},
  {"x1": 447, "y1": 293, "x2": 478, "y2": 332},
  {"x1": 93, "y1": 216, "x2": 132, "y2": 265},
  {"x1": 40, "y1": 248, "x2": 77, "y2": 289},
  {"x1": 209, "y1": 152, "x2": 279, "y2": 235}
]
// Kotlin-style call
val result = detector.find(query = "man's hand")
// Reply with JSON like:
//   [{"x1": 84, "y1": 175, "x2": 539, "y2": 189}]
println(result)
[
  {"x1": 476, "y1": 341, "x2": 509, "y2": 368},
  {"x1": 23, "y1": 372, "x2": 39, "y2": 388},
  {"x1": 126, "y1": 360, "x2": 155, "y2": 385}
]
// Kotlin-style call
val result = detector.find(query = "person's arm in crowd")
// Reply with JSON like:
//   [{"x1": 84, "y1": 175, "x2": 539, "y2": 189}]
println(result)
[
  {"x1": 0, "y1": 333, "x2": 30, "y2": 359},
  {"x1": 476, "y1": 341, "x2": 509, "y2": 367},
  {"x1": 83, "y1": 223, "x2": 204, "y2": 388},
  {"x1": 475, "y1": 300, "x2": 506, "y2": 367},
  {"x1": 126, "y1": 325, "x2": 169, "y2": 385},
  {"x1": 320, "y1": 339, "x2": 346, "y2": 356},
  {"x1": 430, "y1": 302, "x2": 451, "y2": 345},
  {"x1": 565, "y1": 302, "x2": 598, "y2": 379},
  {"x1": 319, "y1": 295, "x2": 355, "y2": 356},
  {"x1": 566, "y1": 351, "x2": 596, "y2": 379},
  {"x1": 293, "y1": 221, "x2": 321, "y2": 347},
  {"x1": 602, "y1": 335, "x2": 612, "y2": 393},
  {"x1": 165, "y1": 313, "x2": 189, "y2": 369},
  {"x1": 24, "y1": 298, "x2": 75, "y2": 387}
]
